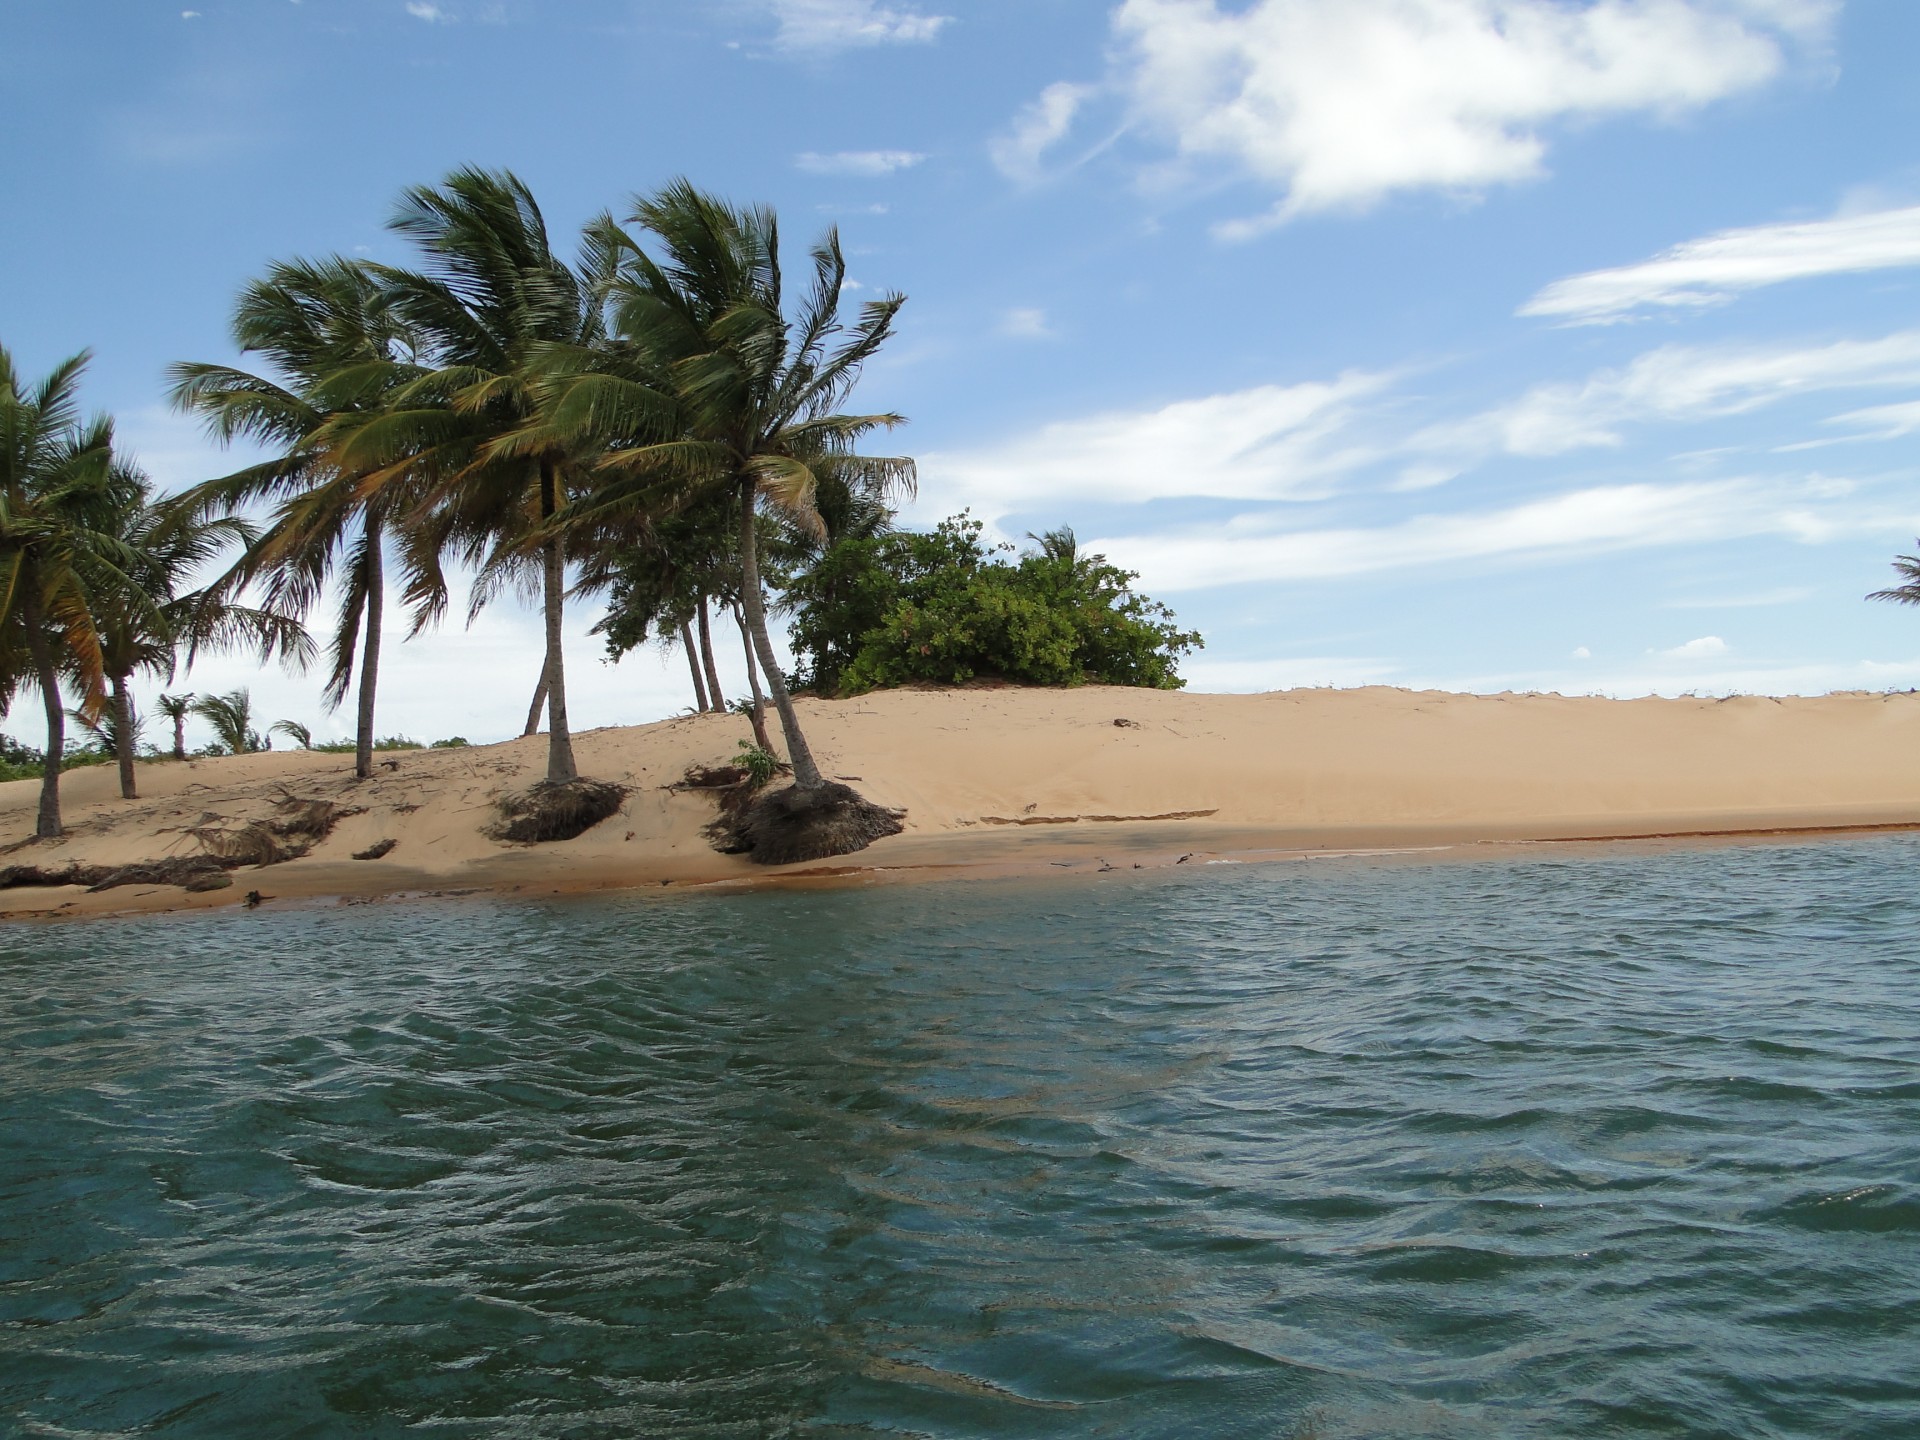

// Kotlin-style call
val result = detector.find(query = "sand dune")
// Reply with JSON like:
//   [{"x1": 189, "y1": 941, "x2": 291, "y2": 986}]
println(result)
[{"x1": 5, "y1": 684, "x2": 1919, "y2": 918}]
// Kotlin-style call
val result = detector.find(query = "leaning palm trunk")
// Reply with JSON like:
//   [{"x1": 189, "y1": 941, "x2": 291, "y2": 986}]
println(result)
[
  {"x1": 679, "y1": 621, "x2": 709, "y2": 712},
  {"x1": 111, "y1": 674, "x2": 137, "y2": 799},
  {"x1": 354, "y1": 515, "x2": 384, "y2": 781},
  {"x1": 734, "y1": 602, "x2": 775, "y2": 755},
  {"x1": 523, "y1": 667, "x2": 547, "y2": 736},
  {"x1": 20, "y1": 576, "x2": 66, "y2": 838},
  {"x1": 697, "y1": 597, "x2": 724, "y2": 712},
  {"x1": 538, "y1": 461, "x2": 578, "y2": 783},
  {"x1": 737, "y1": 480, "x2": 823, "y2": 789}
]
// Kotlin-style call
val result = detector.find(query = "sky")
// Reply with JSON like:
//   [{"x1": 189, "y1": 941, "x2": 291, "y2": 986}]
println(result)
[{"x1": 5, "y1": 0, "x2": 1920, "y2": 751}]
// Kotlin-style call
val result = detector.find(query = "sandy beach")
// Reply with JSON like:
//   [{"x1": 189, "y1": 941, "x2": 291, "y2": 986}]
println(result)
[{"x1": 4, "y1": 683, "x2": 1919, "y2": 920}]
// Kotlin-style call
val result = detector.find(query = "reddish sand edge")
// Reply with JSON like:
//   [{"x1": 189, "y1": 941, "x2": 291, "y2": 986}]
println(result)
[{"x1": 5, "y1": 684, "x2": 1919, "y2": 922}]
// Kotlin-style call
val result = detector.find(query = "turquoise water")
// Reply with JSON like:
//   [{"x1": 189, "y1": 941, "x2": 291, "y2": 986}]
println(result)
[{"x1": 3, "y1": 840, "x2": 1918, "y2": 1438}]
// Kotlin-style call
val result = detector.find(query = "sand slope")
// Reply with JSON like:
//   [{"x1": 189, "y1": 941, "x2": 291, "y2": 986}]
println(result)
[{"x1": 5, "y1": 685, "x2": 1919, "y2": 918}]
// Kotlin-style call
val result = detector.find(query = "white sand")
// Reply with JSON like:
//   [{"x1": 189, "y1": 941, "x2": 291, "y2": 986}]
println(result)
[{"x1": 5, "y1": 684, "x2": 1919, "y2": 919}]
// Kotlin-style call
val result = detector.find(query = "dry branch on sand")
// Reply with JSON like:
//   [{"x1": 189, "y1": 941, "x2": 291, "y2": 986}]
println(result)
[
  {"x1": 488, "y1": 779, "x2": 628, "y2": 844},
  {"x1": 188, "y1": 792, "x2": 362, "y2": 867},
  {"x1": 0, "y1": 856, "x2": 234, "y2": 893},
  {"x1": 0, "y1": 790, "x2": 361, "y2": 894}
]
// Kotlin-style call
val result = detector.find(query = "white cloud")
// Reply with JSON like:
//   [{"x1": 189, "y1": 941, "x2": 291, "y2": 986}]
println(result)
[
  {"x1": 1571, "y1": 645, "x2": 1593, "y2": 659},
  {"x1": 1658, "y1": 634, "x2": 1730, "y2": 658},
  {"x1": 405, "y1": 1, "x2": 449, "y2": 20},
  {"x1": 1824, "y1": 398, "x2": 1920, "y2": 440},
  {"x1": 1523, "y1": 205, "x2": 1920, "y2": 323},
  {"x1": 1181, "y1": 655, "x2": 1403, "y2": 690},
  {"x1": 1424, "y1": 331, "x2": 1920, "y2": 458},
  {"x1": 1087, "y1": 476, "x2": 1910, "y2": 592},
  {"x1": 1007, "y1": 0, "x2": 1826, "y2": 230},
  {"x1": 999, "y1": 308, "x2": 1053, "y2": 339},
  {"x1": 1663, "y1": 585, "x2": 1813, "y2": 608},
  {"x1": 180, "y1": 9, "x2": 200, "y2": 17},
  {"x1": 991, "y1": 82, "x2": 1096, "y2": 185},
  {"x1": 794, "y1": 149, "x2": 925, "y2": 176},
  {"x1": 912, "y1": 372, "x2": 1394, "y2": 522},
  {"x1": 767, "y1": 0, "x2": 949, "y2": 51}
]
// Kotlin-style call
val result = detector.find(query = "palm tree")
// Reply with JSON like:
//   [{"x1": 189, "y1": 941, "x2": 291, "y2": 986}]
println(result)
[
  {"x1": 1869, "y1": 545, "x2": 1920, "y2": 607},
  {"x1": 356, "y1": 168, "x2": 643, "y2": 785},
  {"x1": 270, "y1": 719, "x2": 313, "y2": 749},
  {"x1": 89, "y1": 467, "x2": 311, "y2": 797},
  {"x1": 157, "y1": 691, "x2": 193, "y2": 760},
  {"x1": 574, "y1": 182, "x2": 915, "y2": 794},
  {"x1": 0, "y1": 345, "x2": 139, "y2": 837},
  {"x1": 169, "y1": 256, "x2": 425, "y2": 781},
  {"x1": 191, "y1": 688, "x2": 265, "y2": 755}
]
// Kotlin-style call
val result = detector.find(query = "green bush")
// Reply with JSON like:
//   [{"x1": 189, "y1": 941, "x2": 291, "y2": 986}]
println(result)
[
  {"x1": 429, "y1": 736, "x2": 470, "y2": 748},
  {"x1": 313, "y1": 735, "x2": 426, "y2": 753},
  {"x1": 734, "y1": 740, "x2": 779, "y2": 789},
  {"x1": 786, "y1": 515, "x2": 1201, "y2": 696},
  {"x1": 0, "y1": 733, "x2": 114, "y2": 782}
]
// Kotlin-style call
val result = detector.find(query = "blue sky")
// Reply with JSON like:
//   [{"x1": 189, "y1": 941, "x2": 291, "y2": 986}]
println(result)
[{"x1": 6, "y1": 0, "x2": 1920, "y2": 748}]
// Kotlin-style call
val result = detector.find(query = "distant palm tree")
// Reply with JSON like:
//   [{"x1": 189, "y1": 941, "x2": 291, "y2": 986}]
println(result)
[
  {"x1": 1868, "y1": 544, "x2": 1920, "y2": 607},
  {"x1": 191, "y1": 688, "x2": 266, "y2": 755},
  {"x1": 90, "y1": 466, "x2": 310, "y2": 797},
  {"x1": 0, "y1": 345, "x2": 139, "y2": 837},
  {"x1": 156, "y1": 691, "x2": 193, "y2": 760},
  {"x1": 67, "y1": 701, "x2": 144, "y2": 758},
  {"x1": 270, "y1": 719, "x2": 313, "y2": 749},
  {"x1": 170, "y1": 256, "x2": 424, "y2": 782}
]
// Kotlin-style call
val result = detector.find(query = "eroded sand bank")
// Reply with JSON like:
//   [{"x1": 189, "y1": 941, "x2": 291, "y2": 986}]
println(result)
[{"x1": 5, "y1": 684, "x2": 1919, "y2": 919}]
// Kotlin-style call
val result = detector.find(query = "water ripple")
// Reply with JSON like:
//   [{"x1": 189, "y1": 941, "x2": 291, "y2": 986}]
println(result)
[{"x1": 2, "y1": 837, "x2": 1918, "y2": 1436}]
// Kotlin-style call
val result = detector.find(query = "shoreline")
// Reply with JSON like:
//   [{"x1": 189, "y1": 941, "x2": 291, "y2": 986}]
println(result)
[
  {"x1": 6, "y1": 684, "x2": 1920, "y2": 922},
  {"x1": 4, "y1": 815, "x2": 1914, "y2": 925}
]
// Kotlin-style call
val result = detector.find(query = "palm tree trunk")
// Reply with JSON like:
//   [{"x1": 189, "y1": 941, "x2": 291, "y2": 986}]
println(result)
[
  {"x1": 680, "y1": 621, "x2": 709, "y2": 712},
  {"x1": 112, "y1": 673, "x2": 137, "y2": 800},
  {"x1": 523, "y1": 667, "x2": 548, "y2": 736},
  {"x1": 354, "y1": 514, "x2": 384, "y2": 781},
  {"x1": 737, "y1": 479, "x2": 823, "y2": 790},
  {"x1": 539, "y1": 461, "x2": 578, "y2": 783},
  {"x1": 697, "y1": 597, "x2": 725, "y2": 711},
  {"x1": 171, "y1": 713, "x2": 187, "y2": 762},
  {"x1": 734, "y1": 602, "x2": 775, "y2": 754},
  {"x1": 19, "y1": 574, "x2": 64, "y2": 838}
]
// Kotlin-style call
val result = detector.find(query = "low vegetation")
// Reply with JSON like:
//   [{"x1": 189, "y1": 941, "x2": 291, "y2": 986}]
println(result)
[{"x1": 786, "y1": 515, "x2": 1202, "y2": 696}]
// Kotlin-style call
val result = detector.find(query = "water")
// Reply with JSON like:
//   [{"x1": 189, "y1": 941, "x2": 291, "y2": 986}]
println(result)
[{"x1": 2, "y1": 839, "x2": 1918, "y2": 1438}]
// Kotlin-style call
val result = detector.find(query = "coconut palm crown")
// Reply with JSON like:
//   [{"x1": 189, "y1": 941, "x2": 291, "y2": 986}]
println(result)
[
  {"x1": 560, "y1": 181, "x2": 915, "y2": 791},
  {"x1": 169, "y1": 255, "x2": 426, "y2": 781}
]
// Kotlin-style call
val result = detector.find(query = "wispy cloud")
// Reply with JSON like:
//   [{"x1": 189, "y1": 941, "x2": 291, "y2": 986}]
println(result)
[
  {"x1": 991, "y1": 82, "x2": 1096, "y2": 185},
  {"x1": 405, "y1": 1, "x2": 450, "y2": 20},
  {"x1": 998, "y1": 308, "x2": 1053, "y2": 339},
  {"x1": 1000, "y1": 0, "x2": 1830, "y2": 232},
  {"x1": 912, "y1": 371, "x2": 1394, "y2": 522},
  {"x1": 1087, "y1": 476, "x2": 1910, "y2": 593},
  {"x1": 1657, "y1": 634, "x2": 1730, "y2": 658},
  {"x1": 1421, "y1": 331, "x2": 1920, "y2": 458},
  {"x1": 794, "y1": 149, "x2": 925, "y2": 176},
  {"x1": 1823, "y1": 397, "x2": 1920, "y2": 440},
  {"x1": 1523, "y1": 205, "x2": 1920, "y2": 323},
  {"x1": 767, "y1": 0, "x2": 949, "y2": 52}
]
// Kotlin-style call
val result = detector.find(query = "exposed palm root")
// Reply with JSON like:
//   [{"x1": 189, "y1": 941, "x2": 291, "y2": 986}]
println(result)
[
  {"x1": 727, "y1": 781, "x2": 904, "y2": 866},
  {"x1": 489, "y1": 778, "x2": 628, "y2": 843}
]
